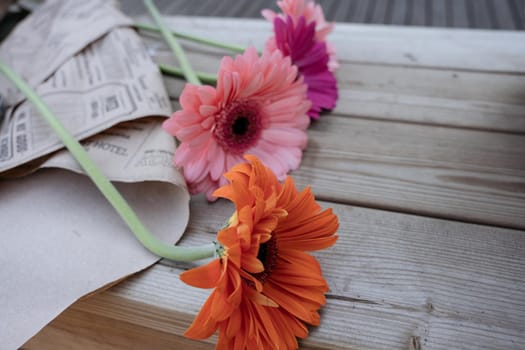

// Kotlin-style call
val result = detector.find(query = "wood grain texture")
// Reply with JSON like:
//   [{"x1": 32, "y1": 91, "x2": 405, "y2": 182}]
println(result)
[
  {"x1": 332, "y1": 63, "x2": 525, "y2": 133},
  {"x1": 389, "y1": 0, "x2": 408, "y2": 25},
  {"x1": 22, "y1": 307, "x2": 215, "y2": 350},
  {"x1": 471, "y1": 0, "x2": 493, "y2": 29},
  {"x1": 26, "y1": 197, "x2": 525, "y2": 349},
  {"x1": 141, "y1": 19, "x2": 525, "y2": 227},
  {"x1": 152, "y1": 46, "x2": 525, "y2": 133},
  {"x1": 350, "y1": 0, "x2": 370, "y2": 23},
  {"x1": 148, "y1": 16, "x2": 525, "y2": 72},
  {"x1": 144, "y1": 16, "x2": 525, "y2": 134},
  {"x1": 431, "y1": 0, "x2": 447, "y2": 27},
  {"x1": 157, "y1": 73, "x2": 525, "y2": 228},
  {"x1": 26, "y1": 17, "x2": 525, "y2": 350},
  {"x1": 411, "y1": 0, "x2": 427, "y2": 26},
  {"x1": 450, "y1": 0, "x2": 469, "y2": 27},
  {"x1": 294, "y1": 115, "x2": 525, "y2": 228},
  {"x1": 509, "y1": 0, "x2": 525, "y2": 30},
  {"x1": 121, "y1": 0, "x2": 522, "y2": 29}
]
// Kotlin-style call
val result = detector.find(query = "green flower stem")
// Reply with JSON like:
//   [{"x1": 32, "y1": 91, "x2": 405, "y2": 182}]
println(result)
[
  {"x1": 0, "y1": 59, "x2": 215, "y2": 262},
  {"x1": 144, "y1": 0, "x2": 200, "y2": 85},
  {"x1": 159, "y1": 63, "x2": 217, "y2": 85},
  {"x1": 135, "y1": 21, "x2": 246, "y2": 54}
]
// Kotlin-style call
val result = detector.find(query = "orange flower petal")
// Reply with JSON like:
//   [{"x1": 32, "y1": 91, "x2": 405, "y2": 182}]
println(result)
[
  {"x1": 184, "y1": 290, "x2": 220, "y2": 339},
  {"x1": 180, "y1": 155, "x2": 338, "y2": 349},
  {"x1": 245, "y1": 287, "x2": 279, "y2": 307},
  {"x1": 263, "y1": 281, "x2": 321, "y2": 325},
  {"x1": 225, "y1": 307, "x2": 242, "y2": 338},
  {"x1": 179, "y1": 258, "x2": 223, "y2": 289},
  {"x1": 241, "y1": 253, "x2": 264, "y2": 274}
]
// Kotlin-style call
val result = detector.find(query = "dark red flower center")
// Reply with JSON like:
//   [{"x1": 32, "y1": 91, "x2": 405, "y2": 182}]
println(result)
[
  {"x1": 213, "y1": 100, "x2": 262, "y2": 154},
  {"x1": 253, "y1": 236, "x2": 278, "y2": 284}
]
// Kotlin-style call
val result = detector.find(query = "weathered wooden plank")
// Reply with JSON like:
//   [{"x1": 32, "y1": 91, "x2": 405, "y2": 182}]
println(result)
[
  {"x1": 22, "y1": 307, "x2": 215, "y2": 350},
  {"x1": 389, "y1": 0, "x2": 408, "y2": 25},
  {"x1": 205, "y1": 0, "x2": 236, "y2": 17},
  {"x1": 363, "y1": 0, "x2": 375, "y2": 23},
  {"x1": 176, "y1": 197, "x2": 525, "y2": 329},
  {"x1": 295, "y1": 116, "x2": 525, "y2": 228},
  {"x1": 27, "y1": 198, "x2": 525, "y2": 349},
  {"x1": 330, "y1": 23, "x2": 524, "y2": 71},
  {"x1": 411, "y1": 0, "x2": 427, "y2": 26},
  {"x1": 190, "y1": 0, "x2": 217, "y2": 16},
  {"x1": 383, "y1": 0, "x2": 394, "y2": 24},
  {"x1": 332, "y1": 0, "x2": 354, "y2": 23},
  {"x1": 451, "y1": 0, "x2": 469, "y2": 27},
  {"x1": 332, "y1": 63, "x2": 525, "y2": 132},
  {"x1": 350, "y1": 0, "x2": 370, "y2": 23},
  {"x1": 371, "y1": 0, "x2": 389, "y2": 24},
  {"x1": 29, "y1": 294, "x2": 525, "y2": 350},
  {"x1": 169, "y1": 0, "x2": 200, "y2": 15},
  {"x1": 431, "y1": 0, "x2": 447, "y2": 26},
  {"x1": 152, "y1": 61, "x2": 525, "y2": 229},
  {"x1": 161, "y1": 0, "x2": 189, "y2": 15},
  {"x1": 444, "y1": 0, "x2": 453, "y2": 27},
  {"x1": 317, "y1": 0, "x2": 339, "y2": 22},
  {"x1": 150, "y1": 17, "x2": 525, "y2": 73},
  {"x1": 228, "y1": 0, "x2": 258, "y2": 18},
  {"x1": 151, "y1": 45, "x2": 525, "y2": 133},
  {"x1": 472, "y1": 0, "x2": 493, "y2": 29},
  {"x1": 15, "y1": 13, "x2": 525, "y2": 350},
  {"x1": 492, "y1": 0, "x2": 517, "y2": 29},
  {"x1": 509, "y1": 0, "x2": 525, "y2": 30},
  {"x1": 144, "y1": 17, "x2": 525, "y2": 134},
  {"x1": 121, "y1": 0, "x2": 521, "y2": 29},
  {"x1": 181, "y1": 0, "x2": 203, "y2": 15}
]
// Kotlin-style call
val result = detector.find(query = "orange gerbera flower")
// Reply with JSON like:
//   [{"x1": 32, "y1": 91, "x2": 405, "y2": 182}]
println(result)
[{"x1": 180, "y1": 155, "x2": 338, "y2": 349}]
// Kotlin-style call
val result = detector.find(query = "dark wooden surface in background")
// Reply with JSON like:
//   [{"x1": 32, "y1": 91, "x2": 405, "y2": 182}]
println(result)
[{"x1": 121, "y1": 0, "x2": 525, "y2": 30}]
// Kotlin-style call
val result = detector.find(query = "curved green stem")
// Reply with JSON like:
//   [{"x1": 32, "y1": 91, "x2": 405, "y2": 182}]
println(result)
[
  {"x1": 144, "y1": 0, "x2": 200, "y2": 85},
  {"x1": 0, "y1": 59, "x2": 215, "y2": 262},
  {"x1": 136, "y1": 22, "x2": 246, "y2": 54},
  {"x1": 159, "y1": 63, "x2": 217, "y2": 85}
]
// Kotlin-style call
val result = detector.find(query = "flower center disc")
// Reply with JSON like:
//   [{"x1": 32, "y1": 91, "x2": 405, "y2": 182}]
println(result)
[
  {"x1": 214, "y1": 100, "x2": 262, "y2": 154},
  {"x1": 253, "y1": 237, "x2": 278, "y2": 284}
]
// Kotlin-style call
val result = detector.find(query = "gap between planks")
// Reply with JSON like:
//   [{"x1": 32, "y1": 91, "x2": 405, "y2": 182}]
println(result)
[
  {"x1": 20, "y1": 15, "x2": 525, "y2": 350},
  {"x1": 26, "y1": 197, "x2": 525, "y2": 349},
  {"x1": 148, "y1": 24, "x2": 525, "y2": 230},
  {"x1": 295, "y1": 115, "x2": 525, "y2": 229},
  {"x1": 141, "y1": 16, "x2": 525, "y2": 73},
  {"x1": 151, "y1": 46, "x2": 525, "y2": 134},
  {"x1": 163, "y1": 90, "x2": 525, "y2": 230}
]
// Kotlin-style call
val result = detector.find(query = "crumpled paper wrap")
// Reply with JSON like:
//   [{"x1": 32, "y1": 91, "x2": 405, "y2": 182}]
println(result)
[{"x1": 0, "y1": 1, "x2": 190, "y2": 348}]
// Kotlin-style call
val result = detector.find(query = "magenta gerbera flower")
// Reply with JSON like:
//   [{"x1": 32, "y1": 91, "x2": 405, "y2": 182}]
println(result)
[
  {"x1": 162, "y1": 47, "x2": 311, "y2": 200},
  {"x1": 262, "y1": 0, "x2": 339, "y2": 71},
  {"x1": 266, "y1": 15, "x2": 338, "y2": 119}
]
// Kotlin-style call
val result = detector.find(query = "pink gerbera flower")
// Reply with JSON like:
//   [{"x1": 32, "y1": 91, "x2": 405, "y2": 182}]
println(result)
[
  {"x1": 262, "y1": 0, "x2": 339, "y2": 71},
  {"x1": 163, "y1": 47, "x2": 311, "y2": 200},
  {"x1": 267, "y1": 15, "x2": 338, "y2": 119}
]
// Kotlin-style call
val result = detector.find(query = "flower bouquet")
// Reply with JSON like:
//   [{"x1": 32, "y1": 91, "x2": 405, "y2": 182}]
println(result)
[{"x1": 0, "y1": 0, "x2": 340, "y2": 348}]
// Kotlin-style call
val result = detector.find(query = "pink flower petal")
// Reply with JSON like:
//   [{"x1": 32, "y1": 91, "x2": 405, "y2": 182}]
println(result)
[
  {"x1": 262, "y1": 128, "x2": 308, "y2": 148},
  {"x1": 162, "y1": 45, "x2": 310, "y2": 200},
  {"x1": 266, "y1": 14, "x2": 338, "y2": 119}
]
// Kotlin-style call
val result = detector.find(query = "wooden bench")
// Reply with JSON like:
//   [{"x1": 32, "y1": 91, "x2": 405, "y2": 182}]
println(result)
[
  {"x1": 119, "y1": 0, "x2": 525, "y2": 29},
  {"x1": 23, "y1": 17, "x2": 525, "y2": 350}
]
